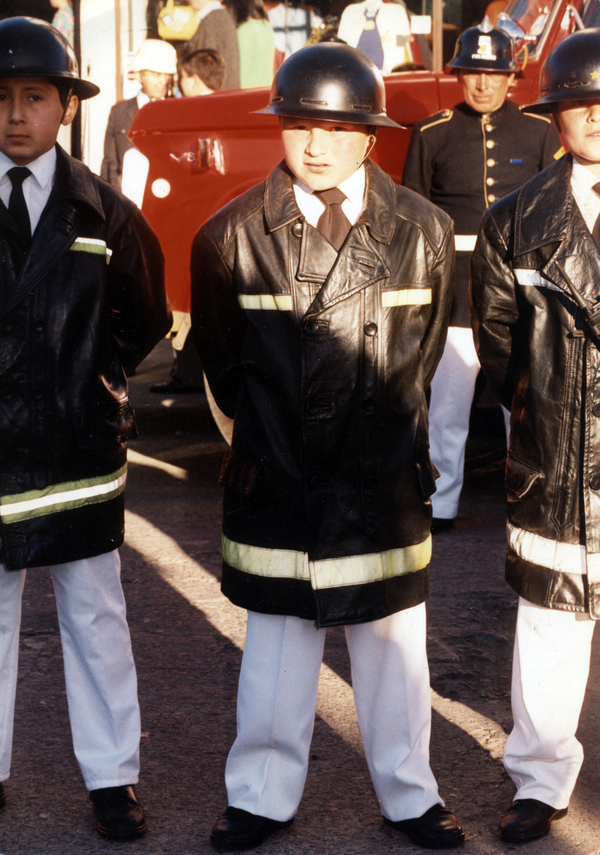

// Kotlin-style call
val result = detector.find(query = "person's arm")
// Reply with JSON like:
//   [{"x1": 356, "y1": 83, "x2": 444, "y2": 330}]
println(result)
[
  {"x1": 402, "y1": 125, "x2": 434, "y2": 200},
  {"x1": 106, "y1": 200, "x2": 172, "y2": 373},
  {"x1": 470, "y1": 207, "x2": 521, "y2": 410},
  {"x1": 419, "y1": 216, "x2": 455, "y2": 387},
  {"x1": 190, "y1": 225, "x2": 247, "y2": 418},
  {"x1": 100, "y1": 106, "x2": 119, "y2": 185}
]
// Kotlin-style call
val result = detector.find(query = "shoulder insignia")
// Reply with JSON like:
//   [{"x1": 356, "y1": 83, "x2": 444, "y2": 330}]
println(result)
[
  {"x1": 419, "y1": 109, "x2": 453, "y2": 132},
  {"x1": 519, "y1": 108, "x2": 552, "y2": 123},
  {"x1": 554, "y1": 146, "x2": 566, "y2": 160}
]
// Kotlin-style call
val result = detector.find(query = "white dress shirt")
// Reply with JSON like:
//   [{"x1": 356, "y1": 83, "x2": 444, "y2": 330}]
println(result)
[
  {"x1": 292, "y1": 164, "x2": 366, "y2": 228},
  {"x1": 0, "y1": 147, "x2": 56, "y2": 234},
  {"x1": 571, "y1": 156, "x2": 600, "y2": 234}
]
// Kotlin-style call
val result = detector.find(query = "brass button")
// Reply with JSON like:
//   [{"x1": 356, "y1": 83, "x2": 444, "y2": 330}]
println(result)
[
  {"x1": 486, "y1": 124, "x2": 493, "y2": 132},
  {"x1": 487, "y1": 158, "x2": 495, "y2": 167},
  {"x1": 486, "y1": 177, "x2": 495, "y2": 186},
  {"x1": 486, "y1": 140, "x2": 495, "y2": 149},
  {"x1": 291, "y1": 222, "x2": 303, "y2": 237},
  {"x1": 488, "y1": 194, "x2": 497, "y2": 203}
]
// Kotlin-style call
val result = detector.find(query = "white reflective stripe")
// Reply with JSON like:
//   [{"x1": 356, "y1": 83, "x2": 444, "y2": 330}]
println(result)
[
  {"x1": 70, "y1": 238, "x2": 112, "y2": 264},
  {"x1": 238, "y1": 294, "x2": 293, "y2": 311},
  {"x1": 382, "y1": 289, "x2": 432, "y2": 307},
  {"x1": 514, "y1": 269, "x2": 562, "y2": 293},
  {"x1": 222, "y1": 533, "x2": 431, "y2": 589},
  {"x1": 507, "y1": 522, "x2": 586, "y2": 574},
  {"x1": 0, "y1": 466, "x2": 127, "y2": 524},
  {"x1": 455, "y1": 235, "x2": 477, "y2": 252}
]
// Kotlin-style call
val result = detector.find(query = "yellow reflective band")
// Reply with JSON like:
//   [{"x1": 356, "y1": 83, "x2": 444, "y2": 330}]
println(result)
[
  {"x1": 70, "y1": 238, "x2": 113, "y2": 264},
  {"x1": 238, "y1": 294, "x2": 293, "y2": 311},
  {"x1": 507, "y1": 522, "x2": 586, "y2": 574},
  {"x1": 0, "y1": 465, "x2": 127, "y2": 524},
  {"x1": 222, "y1": 533, "x2": 431, "y2": 589},
  {"x1": 382, "y1": 289, "x2": 432, "y2": 307}
]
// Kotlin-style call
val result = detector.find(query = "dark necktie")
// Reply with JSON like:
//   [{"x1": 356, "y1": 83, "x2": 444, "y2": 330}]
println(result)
[
  {"x1": 314, "y1": 187, "x2": 351, "y2": 251},
  {"x1": 356, "y1": 9, "x2": 384, "y2": 70},
  {"x1": 8, "y1": 166, "x2": 32, "y2": 247}
]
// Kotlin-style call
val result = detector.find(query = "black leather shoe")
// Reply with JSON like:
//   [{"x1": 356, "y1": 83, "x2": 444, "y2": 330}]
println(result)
[
  {"x1": 0, "y1": 782, "x2": 5, "y2": 809},
  {"x1": 210, "y1": 806, "x2": 293, "y2": 851},
  {"x1": 500, "y1": 799, "x2": 568, "y2": 842},
  {"x1": 431, "y1": 517, "x2": 455, "y2": 535},
  {"x1": 89, "y1": 785, "x2": 146, "y2": 840},
  {"x1": 384, "y1": 804, "x2": 465, "y2": 849}
]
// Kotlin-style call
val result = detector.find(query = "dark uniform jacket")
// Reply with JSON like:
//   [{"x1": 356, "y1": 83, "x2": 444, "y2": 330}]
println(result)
[
  {"x1": 0, "y1": 146, "x2": 171, "y2": 571},
  {"x1": 100, "y1": 97, "x2": 138, "y2": 189},
  {"x1": 191, "y1": 160, "x2": 454, "y2": 627},
  {"x1": 471, "y1": 154, "x2": 600, "y2": 619},
  {"x1": 403, "y1": 99, "x2": 562, "y2": 326}
]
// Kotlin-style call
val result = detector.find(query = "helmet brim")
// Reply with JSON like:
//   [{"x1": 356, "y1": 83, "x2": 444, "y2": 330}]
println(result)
[{"x1": 254, "y1": 104, "x2": 404, "y2": 129}]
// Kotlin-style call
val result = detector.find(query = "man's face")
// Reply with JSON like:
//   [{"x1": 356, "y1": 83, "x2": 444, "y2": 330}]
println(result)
[
  {"x1": 139, "y1": 69, "x2": 172, "y2": 100},
  {"x1": 459, "y1": 70, "x2": 515, "y2": 114},
  {"x1": 280, "y1": 116, "x2": 375, "y2": 191},
  {"x1": 0, "y1": 77, "x2": 77, "y2": 165},
  {"x1": 555, "y1": 99, "x2": 600, "y2": 176}
]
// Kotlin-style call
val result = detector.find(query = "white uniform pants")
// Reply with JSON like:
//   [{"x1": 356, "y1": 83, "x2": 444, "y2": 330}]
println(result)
[
  {"x1": 225, "y1": 605, "x2": 441, "y2": 822},
  {"x1": 429, "y1": 326, "x2": 510, "y2": 519},
  {"x1": 0, "y1": 551, "x2": 141, "y2": 790},
  {"x1": 504, "y1": 597, "x2": 595, "y2": 809}
]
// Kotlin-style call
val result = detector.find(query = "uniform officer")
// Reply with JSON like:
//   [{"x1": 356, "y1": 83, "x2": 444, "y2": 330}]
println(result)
[
  {"x1": 403, "y1": 21, "x2": 562, "y2": 532},
  {"x1": 472, "y1": 27, "x2": 600, "y2": 843}
]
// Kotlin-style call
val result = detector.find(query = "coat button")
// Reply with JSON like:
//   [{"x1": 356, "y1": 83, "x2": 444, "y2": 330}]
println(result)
[
  {"x1": 33, "y1": 320, "x2": 44, "y2": 333},
  {"x1": 486, "y1": 177, "x2": 495, "y2": 186},
  {"x1": 304, "y1": 319, "x2": 319, "y2": 335},
  {"x1": 593, "y1": 402, "x2": 600, "y2": 417},
  {"x1": 486, "y1": 140, "x2": 495, "y2": 149},
  {"x1": 488, "y1": 194, "x2": 497, "y2": 203},
  {"x1": 590, "y1": 474, "x2": 600, "y2": 491},
  {"x1": 487, "y1": 158, "x2": 495, "y2": 167},
  {"x1": 364, "y1": 322, "x2": 377, "y2": 336},
  {"x1": 365, "y1": 475, "x2": 378, "y2": 489},
  {"x1": 291, "y1": 222, "x2": 303, "y2": 237},
  {"x1": 362, "y1": 397, "x2": 376, "y2": 412}
]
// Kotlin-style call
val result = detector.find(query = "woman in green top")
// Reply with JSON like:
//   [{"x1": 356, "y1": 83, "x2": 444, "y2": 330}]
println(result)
[{"x1": 224, "y1": 0, "x2": 276, "y2": 88}]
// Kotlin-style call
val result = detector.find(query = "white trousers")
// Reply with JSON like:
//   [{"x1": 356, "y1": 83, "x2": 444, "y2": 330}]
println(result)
[
  {"x1": 225, "y1": 605, "x2": 442, "y2": 822},
  {"x1": 504, "y1": 598, "x2": 596, "y2": 809},
  {"x1": 429, "y1": 326, "x2": 510, "y2": 519},
  {"x1": 0, "y1": 551, "x2": 141, "y2": 790}
]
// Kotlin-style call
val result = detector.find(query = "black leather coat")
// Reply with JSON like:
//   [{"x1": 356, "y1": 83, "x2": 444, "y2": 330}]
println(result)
[
  {"x1": 192, "y1": 160, "x2": 454, "y2": 626},
  {"x1": 0, "y1": 147, "x2": 171, "y2": 571},
  {"x1": 471, "y1": 154, "x2": 600, "y2": 618}
]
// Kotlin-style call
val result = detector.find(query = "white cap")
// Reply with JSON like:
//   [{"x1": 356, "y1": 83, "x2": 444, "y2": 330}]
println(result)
[{"x1": 131, "y1": 40, "x2": 177, "y2": 74}]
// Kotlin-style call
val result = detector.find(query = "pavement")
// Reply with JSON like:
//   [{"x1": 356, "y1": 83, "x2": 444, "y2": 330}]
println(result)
[{"x1": 1, "y1": 340, "x2": 600, "y2": 855}]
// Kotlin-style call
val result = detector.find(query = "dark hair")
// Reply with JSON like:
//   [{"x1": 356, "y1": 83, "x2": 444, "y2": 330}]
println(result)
[
  {"x1": 222, "y1": 0, "x2": 267, "y2": 26},
  {"x1": 53, "y1": 80, "x2": 75, "y2": 109},
  {"x1": 179, "y1": 49, "x2": 226, "y2": 92}
]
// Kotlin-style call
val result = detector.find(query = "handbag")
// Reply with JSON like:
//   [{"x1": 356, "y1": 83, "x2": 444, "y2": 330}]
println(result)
[{"x1": 157, "y1": 0, "x2": 198, "y2": 41}]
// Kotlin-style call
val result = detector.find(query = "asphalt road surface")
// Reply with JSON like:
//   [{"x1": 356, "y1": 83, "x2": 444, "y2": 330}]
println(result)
[{"x1": 1, "y1": 339, "x2": 599, "y2": 855}]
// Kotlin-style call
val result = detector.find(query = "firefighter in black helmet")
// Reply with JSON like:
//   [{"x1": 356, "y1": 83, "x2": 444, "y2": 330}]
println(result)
[
  {"x1": 192, "y1": 40, "x2": 465, "y2": 852},
  {"x1": 403, "y1": 21, "x2": 562, "y2": 536},
  {"x1": 0, "y1": 15, "x2": 170, "y2": 843},
  {"x1": 471, "y1": 26, "x2": 600, "y2": 845}
]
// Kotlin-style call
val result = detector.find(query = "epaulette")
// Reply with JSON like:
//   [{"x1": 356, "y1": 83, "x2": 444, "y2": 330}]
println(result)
[
  {"x1": 518, "y1": 107, "x2": 552, "y2": 123},
  {"x1": 418, "y1": 109, "x2": 453, "y2": 132}
]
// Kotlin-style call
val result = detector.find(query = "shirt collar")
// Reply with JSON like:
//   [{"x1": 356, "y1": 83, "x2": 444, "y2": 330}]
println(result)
[
  {"x1": 294, "y1": 164, "x2": 366, "y2": 211},
  {"x1": 0, "y1": 146, "x2": 56, "y2": 190},
  {"x1": 571, "y1": 155, "x2": 600, "y2": 195}
]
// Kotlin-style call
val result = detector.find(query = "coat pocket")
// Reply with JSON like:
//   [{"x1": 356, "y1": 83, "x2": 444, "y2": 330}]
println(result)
[
  {"x1": 218, "y1": 447, "x2": 262, "y2": 497},
  {"x1": 505, "y1": 455, "x2": 542, "y2": 502}
]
